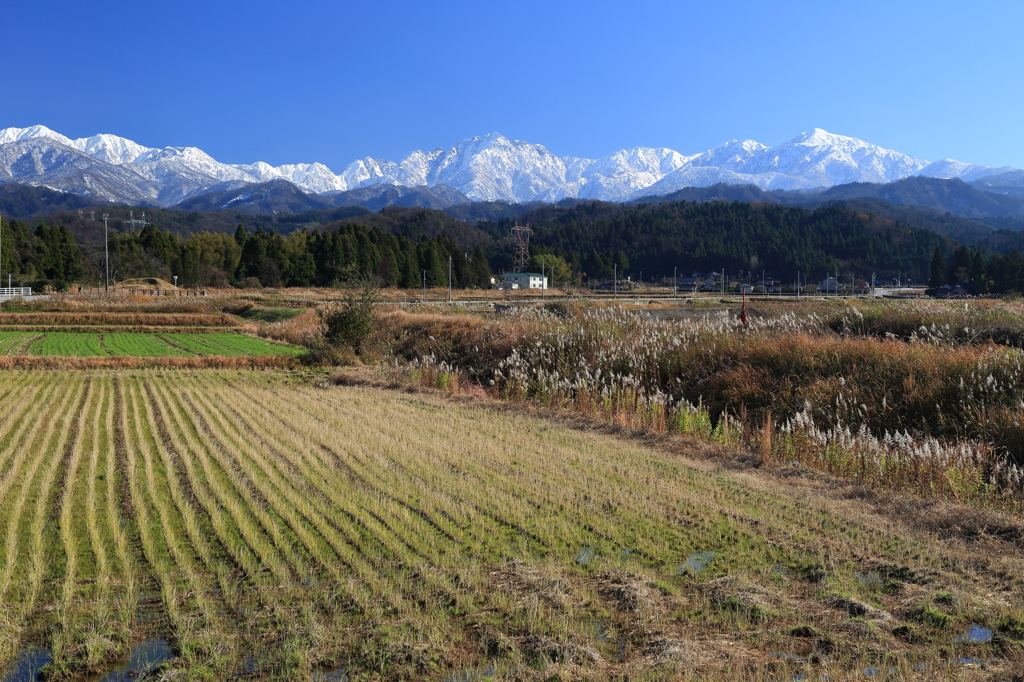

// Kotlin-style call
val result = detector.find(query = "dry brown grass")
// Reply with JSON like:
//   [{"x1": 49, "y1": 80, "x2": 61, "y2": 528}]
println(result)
[
  {"x1": 371, "y1": 305, "x2": 1024, "y2": 516},
  {"x1": 0, "y1": 355, "x2": 297, "y2": 370},
  {"x1": 17, "y1": 293, "x2": 220, "y2": 313},
  {"x1": 0, "y1": 312, "x2": 237, "y2": 327},
  {"x1": 250, "y1": 308, "x2": 321, "y2": 346},
  {"x1": 0, "y1": 325, "x2": 249, "y2": 334}
]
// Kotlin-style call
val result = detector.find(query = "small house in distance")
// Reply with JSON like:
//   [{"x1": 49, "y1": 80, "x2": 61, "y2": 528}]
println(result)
[
  {"x1": 818, "y1": 277, "x2": 846, "y2": 294},
  {"x1": 501, "y1": 272, "x2": 548, "y2": 290}
]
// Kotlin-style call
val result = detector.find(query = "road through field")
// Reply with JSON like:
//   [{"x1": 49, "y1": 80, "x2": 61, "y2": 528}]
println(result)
[{"x1": 0, "y1": 371, "x2": 1019, "y2": 681}]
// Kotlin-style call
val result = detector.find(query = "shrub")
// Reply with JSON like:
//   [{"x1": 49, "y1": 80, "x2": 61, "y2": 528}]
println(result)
[{"x1": 318, "y1": 287, "x2": 379, "y2": 354}]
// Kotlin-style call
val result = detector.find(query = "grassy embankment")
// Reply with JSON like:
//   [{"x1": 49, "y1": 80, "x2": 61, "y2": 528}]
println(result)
[
  {"x1": 0, "y1": 371, "x2": 1019, "y2": 681},
  {"x1": 375, "y1": 299, "x2": 1024, "y2": 513}
]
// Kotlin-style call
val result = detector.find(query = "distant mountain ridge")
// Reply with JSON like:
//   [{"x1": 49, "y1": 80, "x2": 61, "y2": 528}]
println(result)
[{"x1": 2, "y1": 125, "x2": 1022, "y2": 209}]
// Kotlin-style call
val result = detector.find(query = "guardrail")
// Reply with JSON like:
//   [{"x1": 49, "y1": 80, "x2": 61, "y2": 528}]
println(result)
[{"x1": 0, "y1": 287, "x2": 31, "y2": 297}]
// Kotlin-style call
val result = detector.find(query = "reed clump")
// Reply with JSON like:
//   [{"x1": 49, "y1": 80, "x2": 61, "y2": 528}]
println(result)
[{"x1": 381, "y1": 304, "x2": 1024, "y2": 511}]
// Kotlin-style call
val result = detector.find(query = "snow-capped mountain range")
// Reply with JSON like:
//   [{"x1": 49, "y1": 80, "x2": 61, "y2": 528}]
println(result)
[{"x1": 0, "y1": 124, "x2": 1017, "y2": 207}]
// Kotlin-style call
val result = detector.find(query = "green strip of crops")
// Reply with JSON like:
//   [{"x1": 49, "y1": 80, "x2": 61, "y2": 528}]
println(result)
[
  {"x1": 13, "y1": 333, "x2": 302, "y2": 357},
  {"x1": 239, "y1": 307, "x2": 305, "y2": 323},
  {"x1": 101, "y1": 333, "x2": 194, "y2": 357},
  {"x1": 0, "y1": 331, "x2": 32, "y2": 354},
  {"x1": 160, "y1": 332, "x2": 305, "y2": 357},
  {"x1": 30, "y1": 332, "x2": 108, "y2": 357}
]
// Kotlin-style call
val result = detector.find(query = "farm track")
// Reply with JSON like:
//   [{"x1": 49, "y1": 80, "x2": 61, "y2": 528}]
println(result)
[{"x1": 0, "y1": 370, "x2": 1020, "y2": 680}]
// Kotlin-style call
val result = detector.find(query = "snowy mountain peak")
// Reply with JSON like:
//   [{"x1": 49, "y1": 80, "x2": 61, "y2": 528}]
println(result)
[
  {"x1": 790, "y1": 128, "x2": 849, "y2": 145},
  {"x1": 0, "y1": 125, "x2": 74, "y2": 147},
  {"x1": 0, "y1": 124, "x2": 1017, "y2": 207}
]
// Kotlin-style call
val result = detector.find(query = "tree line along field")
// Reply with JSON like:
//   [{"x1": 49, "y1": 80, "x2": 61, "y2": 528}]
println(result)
[
  {"x1": 0, "y1": 371, "x2": 1019, "y2": 681},
  {"x1": 0, "y1": 331, "x2": 303, "y2": 357}
]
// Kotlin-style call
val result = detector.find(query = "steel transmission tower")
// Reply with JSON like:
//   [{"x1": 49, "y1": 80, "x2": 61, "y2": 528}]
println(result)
[{"x1": 511, "y1": 222, "x2": 532, "y2": 272}]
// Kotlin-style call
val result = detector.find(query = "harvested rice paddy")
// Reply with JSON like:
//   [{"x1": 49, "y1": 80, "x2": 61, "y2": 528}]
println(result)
[{"x1": 0, "y1": 371, "x2": 1019, "y2": 680}]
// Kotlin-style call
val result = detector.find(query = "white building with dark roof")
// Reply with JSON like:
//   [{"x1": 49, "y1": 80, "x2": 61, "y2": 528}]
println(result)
[{"x1": 501, "y1": 272, "x2": 548, "y2": 289}]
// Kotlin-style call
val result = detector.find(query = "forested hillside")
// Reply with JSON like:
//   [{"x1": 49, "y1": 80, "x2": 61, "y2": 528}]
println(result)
[
  {"x1": 485, "y1": 200, "x2": 946, "y2": 283},
  {"x1": 5, "y1": 199, "x2": 1024, "y2": 292}
]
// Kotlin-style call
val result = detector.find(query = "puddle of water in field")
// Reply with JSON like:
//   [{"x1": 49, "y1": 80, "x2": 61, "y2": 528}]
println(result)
[
  {"x1": 588, "y1": 621, "x2": 611, "y2": 642},
  {"x1": 677, "y1": 551, "x2": 716, "y2": 574},
  {"x1": 87, "y1": 639, "x2": 173, "y2": 682},
  {"x1": 855, "y1": 571, "x2": 883, "y2": 587},
  {"x1": 574, "y1": 547, "x2": 596, "y2": 565},
  {"x1": 230, "y1": 655, "x2": 258, "y2": 680},
  {"x1": 773, "y1": 564, "x2": 795, "y2": 578},
  {"x1": 442, "y1": 663, "x2": 495, "y2": 681},
  {"x1": 134, "y1": 592, "x2": 163, "y2": 623},
  {"x1": 1, "y1": 649, "x2": 51, "y2": 682},
  {"x1": 312, "y1": 667, "x2": 348, "y2": 681},
  {"x1": 953, "y1": 624, "x2": 994, "y2": 644},
  {"x1": 614, "y1": 636, "x2": 628, "y2": 661},
  {"x1": 946, "y1": 656, "x2": 1000, "y2": 667},
  {"x1": 617, "y1": 548, "x2": 633, "y2": 561},
  {"x1": 2, "y1": 640, "x2": 170, "y2": 682}
]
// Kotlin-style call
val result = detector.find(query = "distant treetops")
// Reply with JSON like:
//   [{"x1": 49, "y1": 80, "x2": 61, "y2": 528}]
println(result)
[{"x1": 5, "y1": 199, "x2": 1024, "y2": 292}]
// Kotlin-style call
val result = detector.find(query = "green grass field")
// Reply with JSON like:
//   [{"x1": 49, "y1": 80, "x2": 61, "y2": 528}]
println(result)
[
  {"x1": 237, "y1": 306, "x2": 306, "y2": 323},
  {"x1": 0, "y1": 332, "x2": 32, "y2": 354},
  {"x1": 0, "y1": 332, "x2": 302, "y2": 358},
  {"x1": 158, "y1": 332, "x2": 306, "y2": 357},
  {"x1": 101, "y1": 333, "x2": 194, "y2": 357},
  {"x1": 30, "y1": 332, "x2": 108, "y2": 357},
  {"x1": 0, "y1": 371, "x2": 1018, "y2": 680}
]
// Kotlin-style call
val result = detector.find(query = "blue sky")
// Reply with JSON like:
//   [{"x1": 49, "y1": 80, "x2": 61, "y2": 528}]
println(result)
[{"x1": 7, "y1": 0, "x2": 1023, "y2": 169}]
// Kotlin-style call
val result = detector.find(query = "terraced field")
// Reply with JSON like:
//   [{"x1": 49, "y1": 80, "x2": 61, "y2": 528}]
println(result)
[
  {"x1": 159, "y1": 332, "x2": 305, "y2": 357},
  {"x1": 0, "y1": 372, "x2": 1018, "y2": 680},
  {"x1": 0, "y1": 332, "x2": 302, "y2": 357}
]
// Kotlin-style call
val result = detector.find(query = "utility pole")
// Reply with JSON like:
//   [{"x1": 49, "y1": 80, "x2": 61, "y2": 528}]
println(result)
[
  {"x1": 673, "y1": 266, "x2": 677, "y2": 298},
  {"x1": 103, "y1": 214, "x2": 110, "y2": 294},
  {"x1": 542, "y1": 261, "x2": 545, "y2": 300},
  {"x1": 422, "y1": 270, "x2": 426, "y2": 303},
  {"x1": 614, "y1": 264, "x2": 617, "y2": 299},
  {"x1": 447, "y1": 255, "x2": 452, "y2": 303}
]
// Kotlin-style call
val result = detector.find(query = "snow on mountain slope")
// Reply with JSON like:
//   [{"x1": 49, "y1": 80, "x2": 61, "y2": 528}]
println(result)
[
  {"x1": 0, "y1": 138, "x2": 158, "y2": 204},
  {"x1": 0, "y1": 124, "x2": 1018, "y2": 207},
  {"x1": 635, "y1": 129, "x2": 934, "y2": 198},
  {"x1": 916, "y1": 158, "x2": 1013, "y2": 182},
  {"x1": 0, "y1": 126, "x2": 350, "y2": 198}
]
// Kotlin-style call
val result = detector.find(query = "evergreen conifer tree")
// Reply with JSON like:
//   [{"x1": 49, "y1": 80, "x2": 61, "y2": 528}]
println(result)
[{"x1": 929, "y1": 246, "x2": 946, "y2": 288}]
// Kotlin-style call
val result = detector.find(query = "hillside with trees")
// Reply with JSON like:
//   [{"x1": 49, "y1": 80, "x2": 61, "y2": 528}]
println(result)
[
  {"x1": 483, "y1": 200, "x2": 947, "y2": 284},
  {"x1": 6, "y1": 198, "x2": 1024, "y2": 293}
]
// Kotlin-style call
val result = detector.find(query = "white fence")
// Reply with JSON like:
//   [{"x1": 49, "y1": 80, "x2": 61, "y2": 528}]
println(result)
[{"x1": 0, "y1": 287, "x2": 31, "y2": 297}]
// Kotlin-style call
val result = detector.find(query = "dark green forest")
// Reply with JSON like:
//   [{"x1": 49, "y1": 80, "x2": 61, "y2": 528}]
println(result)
[
  {"x1": 483, "y1": 201, "x2": 945, "y2": 284},
  {"x1": 4, "y1": 199, "x2": 1024, "y2": 292}
]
